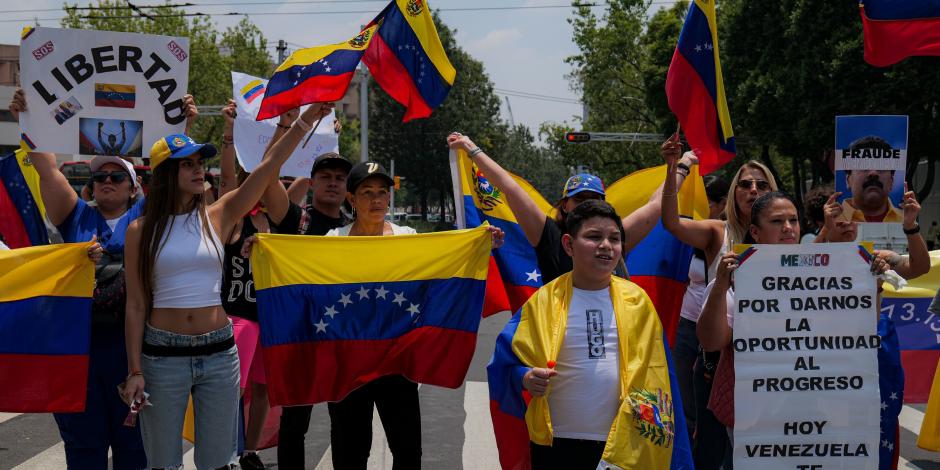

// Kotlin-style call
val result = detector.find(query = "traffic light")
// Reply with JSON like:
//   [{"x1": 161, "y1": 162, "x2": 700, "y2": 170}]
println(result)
[
  {"x1": 565, "y1": 132, "x2": 591, "y2": 143},
  {"x1": 394, "y1": 176, "x2": 401, "y2": 190}
]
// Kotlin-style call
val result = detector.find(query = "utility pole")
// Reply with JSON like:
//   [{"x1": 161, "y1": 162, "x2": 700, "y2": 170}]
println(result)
[
  {"x1": 504, "y1": 96, "x2": 515, "y2": 127},
  {"x1": 276, "y1": 40, "x2": 288, "y2": 63},
  {"x1": 359, "y1": 67, "x2": 369, "y2": 162}
]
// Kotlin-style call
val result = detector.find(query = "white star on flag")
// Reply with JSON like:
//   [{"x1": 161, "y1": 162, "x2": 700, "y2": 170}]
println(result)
[
  {"x1": 705, "y1": 43, "x2": 713, "y2": 51},
  {"x1": 356, "y1": 286, "x2": 371, "y2": 300},
  {"x1": 880, "y1": 401, "x2": 888, "y2": 411},
  {"x1": 339, "y1": 293, "x2": 353, "y2": 307},
  {"x1": 882, "y1": 439, "x2": 889, "y2": 448},
  {"x1": 889, "y1": 392, "x2": 898, "y2": 400},
  {"x1": 323, "y1": 60, "x2": 329, "y2": 66},
  {"x1": 393, "y1": 292, "x2": 407, "y2": 306},
  {"x1": 325, "y1": 67, "x2": 332, "y2": 73},
  {"x1": 526, "y1": 269, "x2": 541, "y2": 282},
  {"x1": 314, "y1": 318, "x2": 329, "y2": 333},
  {"x1": 407, "y1": 303, "x2": 421, "y2": 317},
  {"x1": 695, "y1": 44, "x2": 702, "y2": 52},
  {"x1": 374, "y1": 286, "x2": 389, "y2": 299},
  {"x1": 887, "y1": 442, "x2": 894, "y2": 451},
  {"x1": 324, "y1": 305, "x2": 338, "y2": 318}
]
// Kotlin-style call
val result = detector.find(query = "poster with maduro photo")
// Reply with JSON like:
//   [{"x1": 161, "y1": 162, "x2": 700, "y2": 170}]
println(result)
[
  {"x1": 19, "y1": 27, "x2": 189, "y2": 157},
  {"x1": 834, "y1": 115, "x2": 907, "y2": 224}
]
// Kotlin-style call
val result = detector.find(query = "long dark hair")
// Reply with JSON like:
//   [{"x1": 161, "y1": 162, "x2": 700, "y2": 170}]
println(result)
[
  {"x1": 136, "y1": 159, "x2": 218, "y2": 306},
  {"x1": 744, "y1": 191, "x2": 796, "y2": 244}
]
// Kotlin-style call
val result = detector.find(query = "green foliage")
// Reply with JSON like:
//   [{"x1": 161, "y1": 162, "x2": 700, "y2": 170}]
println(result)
[{"x1": 61, "y1": 1, "x2": 272, "y2": 152}]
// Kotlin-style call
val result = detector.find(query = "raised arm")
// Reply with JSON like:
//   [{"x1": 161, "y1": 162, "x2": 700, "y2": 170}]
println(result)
[
  {"x1": 10, "y1": 89, "x2": 78, "y2": 225},
  {"x1": 183, "y1": 94, "x2": 197, "y2": 136},
  {"x1": 259, "y1": 108, "x2": 301, "y2": 225},
  {"x1": 661, "y1": 147, "x2": 724, "y2": 258},
  {"x1": 121, "y1": 219, "x2": 146, "y2": 405},
  {"x1": 697, "y1": 251, "x2": 737, "y2": 351},
  {"x1": 218, "y1": 100, "x2": 238, "y2": 198},
  {"x1": 622, "y1": 135, "x2": 696, "y2": 252},
  {"x1": 895, "y1": 185, "x2": 930, "y2": 279},
  {"x1": 287, "y1": 178, "x2": 310, "y2": 206},
  {"x1": 447, "y1": 132, "x2": 547, "y2": 247},
  {"x1": 212, "y1": 104, "x2": 330, "y2": 237}
]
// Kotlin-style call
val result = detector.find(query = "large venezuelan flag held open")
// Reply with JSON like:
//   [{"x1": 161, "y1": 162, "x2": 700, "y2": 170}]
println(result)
[
  {"x1": 0, "y1": 243, "x2": 93, "y2": 412},
  {"x1": 363, "y1": 0, "x2": 456, "y2": 122},
  {"x1": 860, "y1": 0, "x2": 940, "y2": 67},
  {"x1": 256, "y1": 25, "x2": 378, "y2": 120},
  {"x1": 666, "y1": 0, "x2": 736, "y2": 175},
  {"x1": 251, "y1": 227, "x2": 491, "y2": 406},
  {"x1": 451, "y1": 149, "x2": 551, "y2": 317},
  {"x1": 0, "y1": 150, "x2": 47, "y2": 248}
]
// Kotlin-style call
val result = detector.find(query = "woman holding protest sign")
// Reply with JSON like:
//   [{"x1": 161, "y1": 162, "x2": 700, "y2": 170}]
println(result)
[
  {"x1": 121, "y1": 102, "x2": 334, "y2": 470},
  {"x1": 446, "y1": 132, "x2": 695, "y2": 283},
  {"x1": 9, "y1": 88, "x2": 195, "y2": 470}
]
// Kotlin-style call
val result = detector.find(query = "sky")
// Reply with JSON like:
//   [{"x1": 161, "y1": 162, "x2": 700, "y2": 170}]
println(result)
[{"x1": 0, "y1": 0, "x2": 678, "y2": 136}]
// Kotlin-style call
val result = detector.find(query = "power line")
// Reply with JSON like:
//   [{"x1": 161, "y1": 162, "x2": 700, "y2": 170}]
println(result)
[{"x1": 494, "y1": 88, "x2": 580, "y2": 104}]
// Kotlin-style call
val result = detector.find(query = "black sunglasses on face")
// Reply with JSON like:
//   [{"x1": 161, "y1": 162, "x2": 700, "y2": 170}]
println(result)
[
  {"x1": 736, "y1": 179, "x2": 771, "y2": 191},
  {"x1": 91, "y1": 171, "x2": 129, "y2": 184}
]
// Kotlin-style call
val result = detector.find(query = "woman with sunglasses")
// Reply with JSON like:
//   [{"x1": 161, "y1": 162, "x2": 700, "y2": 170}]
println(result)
[
  {"x1": 8, "y1": 88, "x2": 196, "y2": 470},
  {"x1": 446, "y1": 132, "x2": 694, "y2": 283},
  {"x1": 121, "y1": 103, "x2": 334, "y2": 470}
]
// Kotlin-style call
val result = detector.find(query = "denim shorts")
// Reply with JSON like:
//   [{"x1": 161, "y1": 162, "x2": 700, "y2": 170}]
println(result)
[{"x1": 140, "y1": 322, "x2": 240, "y2": 469}]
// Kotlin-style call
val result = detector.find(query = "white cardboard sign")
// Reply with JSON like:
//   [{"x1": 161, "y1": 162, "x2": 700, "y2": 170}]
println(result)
[
  {"x1": 231, "y1": 71, "x2": 339, "y2": 178},
  {"x1": 19, "y1": 27, "x2": 190, "y2": 158}
]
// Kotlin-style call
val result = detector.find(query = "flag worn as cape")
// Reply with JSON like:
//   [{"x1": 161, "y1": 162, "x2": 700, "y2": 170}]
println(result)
[
  {"x1": 0, "y1": 150, "x2": 47, "y2": 248},
  {"x1": 666, "y1": 0, "x2": 736, "y2": 174},
  {"x1": 256, "y1": 25, "x2": 377, "y2": 120},
  {"x1": 609, "y1": 164, "x2": 708, "y2": 344},
  {"x1": 0, "y1": 243, "x2": 93, "y2": 412},
  {"x1": 487, "y1": 273, "x2": 694, "y2": 470},
  {"x1": 860, "y1": 0, "x2": 940, "y2": 67},
  {"x1": 451, "y1": 149, "x2": 551, "y2": 317},
  {"x1": 363, "y1": 0, "x2": 456, "y2": 122},
  {"x1": 251, "y1": 227, "x2": 490, "y2": 406}
]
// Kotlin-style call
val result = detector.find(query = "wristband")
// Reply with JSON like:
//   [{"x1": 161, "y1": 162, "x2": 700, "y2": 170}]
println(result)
[
  {"x1": 903, "y1": 223, "x2": 920, "y2": 235},
  {"x1": 468, "y1": 147, "x2": 483, "y2": 158},
  {"x1": 276, "y1": 122, "x2": 291, "y2": 130},
  {"x1": 294, "y1": 118, "x2": 312, "y2": 132},
  {"x1": 676, "y1": 162, "x2": 691, "y2": 175}
]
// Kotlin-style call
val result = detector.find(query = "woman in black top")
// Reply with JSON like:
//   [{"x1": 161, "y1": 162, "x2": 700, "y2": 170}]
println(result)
[{"x1": 446, "y1": 132, "x2": 696, "y2": 283}]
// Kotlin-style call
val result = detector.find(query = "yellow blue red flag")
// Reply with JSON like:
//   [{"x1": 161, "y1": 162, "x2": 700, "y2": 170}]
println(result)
[
  {"x1": 0, "y1": 150, "x2": 47, "y2": 248},
  {"x1": 0, "y1": 243, "x2": 93, "y2": 412},
  {"x1": 251, "y1": 228, "x2": 491, "y2": 405},
  {"x1": 363, "y1": 0, "x2": 456, "y2": 122}
]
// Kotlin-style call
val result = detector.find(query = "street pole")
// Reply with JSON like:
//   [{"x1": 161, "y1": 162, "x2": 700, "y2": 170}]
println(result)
[
  {"x1": 276, "y1": 39, "x2": 288, "y2": 63},
  {"x1": 359, "y1": 67, "x2": 369, "y2": 162}
]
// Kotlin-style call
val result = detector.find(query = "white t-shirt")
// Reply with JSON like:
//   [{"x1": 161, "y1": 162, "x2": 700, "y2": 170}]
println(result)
[
  {"x1": 680, "y1": 255, "x2": 708, "y2": 322},
  {"x1": 105, "y1": 217, "x2": 121, "y2": 231},
  {"x1": 702, "y1": 279, "x2": 735, "y2": 328},
  {"x1": 548, "y1": 286, "x2": 620, "y2": 441},
  {"x1": 326, "y1": 222, "x2": 416, "y2": 237}
]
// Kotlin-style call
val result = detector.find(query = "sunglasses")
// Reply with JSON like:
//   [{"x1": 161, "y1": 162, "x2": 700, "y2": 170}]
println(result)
[
  {"x1": 91, "y1": 171, "x2": 129, "y2": 184},
  {"x1": 736, "y1": 179, "x2": 771, "y2": 191}
]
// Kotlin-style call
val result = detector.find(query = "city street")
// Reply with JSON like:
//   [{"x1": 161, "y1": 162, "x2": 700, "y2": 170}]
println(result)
[{"x1": 0, "y1": 314, "x2": 936, "y2": 469}]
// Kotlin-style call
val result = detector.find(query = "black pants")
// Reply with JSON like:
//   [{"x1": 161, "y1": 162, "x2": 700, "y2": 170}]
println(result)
[
  {"x1": 277, "y1": 405, "x2": 314, "y2": 470},
  {"x1": 692, "y1": 354, "x2": 732, "y2": 469},
  {"x1": 327, "y1": 375, "x2": 422, "y2": 470},
  {"x1": 530, "y1": 438, "x2": 605, "y2": 470}
]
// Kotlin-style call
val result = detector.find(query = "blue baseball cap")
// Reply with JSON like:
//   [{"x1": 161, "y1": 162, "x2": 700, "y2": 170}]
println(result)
[
  {"x1": 149, "y1": 134, "x2": 217, "y2": 169},
  {"x1": 562, "y1": 173, "x2": 605, "y2": 198}
]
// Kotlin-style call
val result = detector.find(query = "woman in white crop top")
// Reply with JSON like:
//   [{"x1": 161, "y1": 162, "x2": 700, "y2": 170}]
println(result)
[{"x1": 122, "y1": 103, "x2": 334, "y2": 470}]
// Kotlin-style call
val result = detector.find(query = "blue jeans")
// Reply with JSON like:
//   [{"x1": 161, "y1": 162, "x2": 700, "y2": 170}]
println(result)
[
  {"x1": 672, "y1": 317, "x2": 699, "y2": 440},
  {"x1": 53, "y1": 323, "x2": 147, "y2": 470},
  {"x1": 140, "y1": 322, "x2": 240, "y2": 469}
]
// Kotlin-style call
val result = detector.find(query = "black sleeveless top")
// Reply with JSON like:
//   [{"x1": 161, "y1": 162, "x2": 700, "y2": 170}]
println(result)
[{"x1": 221, "y1": 216, "x2": 259, "y2": 321}]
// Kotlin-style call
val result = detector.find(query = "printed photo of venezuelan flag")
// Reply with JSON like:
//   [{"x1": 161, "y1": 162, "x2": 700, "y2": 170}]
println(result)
[
  {"x1": 241, "y1": 78, "x2": 266, "y2": 105},
  {"x1": 94, "y1": 83, "x2": 136, "y2": 109}
]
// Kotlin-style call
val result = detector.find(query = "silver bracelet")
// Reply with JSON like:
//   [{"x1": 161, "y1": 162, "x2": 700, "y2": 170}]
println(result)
[{"x1": 468, "y1": 147, "x2": 483, "y2": 157}]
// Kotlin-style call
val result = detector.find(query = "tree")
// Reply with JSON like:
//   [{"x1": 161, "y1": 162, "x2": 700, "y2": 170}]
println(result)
[{"x1": 61, "y1": 1, "x2": 273, "y2": 152}]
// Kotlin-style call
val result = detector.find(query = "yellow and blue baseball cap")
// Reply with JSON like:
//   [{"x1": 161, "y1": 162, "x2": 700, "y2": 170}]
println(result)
[
  {"x1": 562, "y1": 173, "x2": 605, "y2": 198},
  {"x1": 149, "y1": 134, "x2": 217, "y2": 169}
]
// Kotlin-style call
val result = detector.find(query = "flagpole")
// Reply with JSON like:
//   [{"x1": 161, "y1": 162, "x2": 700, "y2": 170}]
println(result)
[
  {"x1": 301, "y1": 118, "x2": 323, "y2": 148},
  {"x1": 360, "y1": 66, "x2": 369, "y2": 162}
]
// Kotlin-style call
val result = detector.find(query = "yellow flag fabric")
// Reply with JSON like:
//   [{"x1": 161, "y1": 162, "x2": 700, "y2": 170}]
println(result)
[{"x1": 606, "y1": 164, "x2": 708, "y2": 221}]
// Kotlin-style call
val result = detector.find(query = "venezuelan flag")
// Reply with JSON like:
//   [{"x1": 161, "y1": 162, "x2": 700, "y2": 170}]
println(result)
[
  {"x1": 94, "y1": 83, "x2": 136, "y2": 109},
  {"x1": 256, "y1": 25, "x2": 378, "y2": 121},
  {"x1": 451, "y1": 149, "x2": 552, "y2": 317},
  {"x1": 0, "y1": 243, "x2": 94, "y2": 412},
  {"x1": 240, "y1": 79, "x2": 266, "y2": 104},
  {"x1": 861, "y1": 0, "x2": 940, "y2": 67},
  {"x1": 363, "y1": 0, "x2": 456, "y2": 122},
  {"x1": 487, "y1": 273, "x2": 693, "y2": 469},
  {"x1": 0, "y1": 150, "x2": 47, "y2": 249},
  {"x1": 666, "y1": 0, "x2": 736, "y2": 175},
  {"x1": 611, "y1": 164, "x2": 708, "y2": 344},
  {"x1": 251, "y1": 227, "x2": 491, "y2": 406}
]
